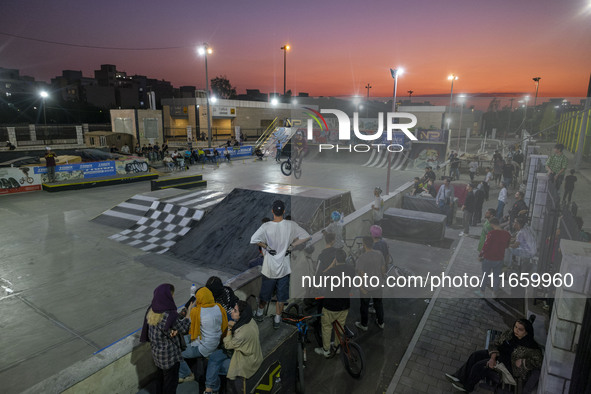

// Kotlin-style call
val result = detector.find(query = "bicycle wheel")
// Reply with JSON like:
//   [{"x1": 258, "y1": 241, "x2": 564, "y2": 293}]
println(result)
[
  {"x1": 340, "y1": 341, "x2": 365, "y2": 378},
  {"x1": 295, "y1": 342, "x2": 305, "y2": 393},
  {"x1": 281, "y1": 160, "x2": 292, "y2": 176}
]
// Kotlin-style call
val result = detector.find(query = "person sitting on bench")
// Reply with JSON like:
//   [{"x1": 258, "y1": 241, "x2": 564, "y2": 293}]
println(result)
[
  {"x1": 178, "y1": 287, "x2": 228, "y2": 383},
  {"x1": 445, "y1": 318, "x2": 543, "y2": 392},
  {"x1": 204, "y1": 301, "x2": 263, "y2": 393}
]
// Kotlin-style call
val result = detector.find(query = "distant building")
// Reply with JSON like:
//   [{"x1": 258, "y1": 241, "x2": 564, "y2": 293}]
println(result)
[{"x1": 161, "y1": 97, "x2": 314, "y2": 143}]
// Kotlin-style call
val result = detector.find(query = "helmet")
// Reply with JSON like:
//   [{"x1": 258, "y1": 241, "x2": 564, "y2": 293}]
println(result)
[
  {"x1": 331, "y1": 211, "x2": 341, "y2": 222},
  {"x1": 370, "y1": 225, "x2": 382, "y2": 238},
  {"x1": 374, "y1": 186, "x2": 382, "y2": 196}
]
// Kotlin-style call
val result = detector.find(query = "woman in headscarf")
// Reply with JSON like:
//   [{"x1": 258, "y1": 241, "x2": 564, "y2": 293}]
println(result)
[
  {"x1": 206, "y1": 276, "x2": 239, "y2": 318},
  {"x1": 445, "y1": 318, "x2": 543, "y2": 392},
  {"x1": 140, "y1": 284, "x2": 191, "y2": 394},
  {"x1": 204, "y1": 300, "x2": 263, "y2": 394},
  {"x1": 178, "y1": 287, "x2": 228, "y2": 382}
]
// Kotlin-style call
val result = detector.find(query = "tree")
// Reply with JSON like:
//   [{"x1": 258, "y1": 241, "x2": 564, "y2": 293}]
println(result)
[{"x1": 210, "y1": 75, "x2": 237, "y2": 99}]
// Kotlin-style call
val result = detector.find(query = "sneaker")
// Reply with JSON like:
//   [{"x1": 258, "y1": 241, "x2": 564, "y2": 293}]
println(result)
[
  {"x1": 375, "y1": 319, "x2": 385, "y2": 329},
  {"x1": 474, "y1": 289, "x2": 484, "y2": 297},
  {"x1": 459, "y1": 232, "x2": 466, "y2": 237},
  {"x1": 355, "y1": 321, "x2": 368, "y2": 332},
  {"x1": 452, "y1": 382, "x2": 467, "y2": 392},
  {"x1": 273, "y1": 319, "x2": 280, "y2": 329},
  {"x1": 253, "y1": 313, "x2": 264, "y2": 322},
  {"x1": 368, "y1": 306, "x2": 377, "y2": 314},
  {"x1": 444, "y1": 373, "x2": 460, "y2": 384},
  {"x1": 183, "y1": 374, "x2": 195, "y2": 382},
  {"x1": 314, "y1": 347, "x2": 331, "y2": 358}
]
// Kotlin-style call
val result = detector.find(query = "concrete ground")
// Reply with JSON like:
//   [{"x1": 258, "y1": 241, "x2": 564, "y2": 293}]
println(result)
[{"x1": 0, "y1": 152, "x2": 420, "y2": 394}]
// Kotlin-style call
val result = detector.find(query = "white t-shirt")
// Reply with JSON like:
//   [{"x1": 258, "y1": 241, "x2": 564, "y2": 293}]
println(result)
[
  {"x1": 469, "y1": 161, "x2": 478, "y2": 173},
  {"x1": 373, "y1": 197, "x2": 384, "y2": 221},
  {"x1": 485, "y1": 171, "x2": 493, "y2": 183},
  {"x1": 250, "y1": 220, "x2": 310, "y2": 278},
  {"x1": 498, "y1": 187, "x2": 507, "y2": 203}
]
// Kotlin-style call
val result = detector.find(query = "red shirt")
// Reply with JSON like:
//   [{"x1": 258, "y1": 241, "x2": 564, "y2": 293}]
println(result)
[{"x1": 480, "y1": 229, "x2": 511, "y2": 261}]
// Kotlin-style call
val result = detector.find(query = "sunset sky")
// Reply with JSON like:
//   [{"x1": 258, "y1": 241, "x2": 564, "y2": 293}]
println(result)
[{"x1": 1, "y1": 0, "x2": 590, "y2": 99}]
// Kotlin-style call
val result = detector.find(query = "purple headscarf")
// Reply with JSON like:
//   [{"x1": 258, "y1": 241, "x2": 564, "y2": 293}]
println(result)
[{"x1": 140, "y1": 284, "x2": 179, "y2": 343}]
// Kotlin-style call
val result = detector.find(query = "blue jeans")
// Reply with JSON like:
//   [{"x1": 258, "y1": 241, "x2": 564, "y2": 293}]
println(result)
[
  {"x1": 206, "y1": 349, "x2": 231, "y2": 391},
  {"x1": 496, "y1": 201, "x2": 505, "y2": 219},
  {"x1": 179, "y1": 335, "x2": 203, "y2": 378},
  {"x1": 481, "y1": 259, "x2": 503, "y2": 291},
  {"x1": 276, "y1": 148, "x2": 282, "y2": 161}
]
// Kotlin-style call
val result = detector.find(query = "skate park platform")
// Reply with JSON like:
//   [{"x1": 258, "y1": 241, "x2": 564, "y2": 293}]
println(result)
[
  {"x1": 169, "y1": 185, "x2": 355, "y2": 274},
  {"x1": 0, "y1": 152, "x2": 442, "y2": 394},
  {"x1": 42, "y1": 172, "x2": 158, "y2": 192}
]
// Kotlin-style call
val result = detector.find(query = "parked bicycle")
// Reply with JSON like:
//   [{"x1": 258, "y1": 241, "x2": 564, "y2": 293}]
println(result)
[
  {"x1": 282, "y1": 303, "x2": 322, "y2": 393},
  {"x1": 283, "y1": 302, "x2": 366, "y2": 393}
]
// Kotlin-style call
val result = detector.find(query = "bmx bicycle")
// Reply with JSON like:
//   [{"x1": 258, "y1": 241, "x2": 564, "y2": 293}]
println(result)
[
  {"x1": 280, "y1": 153, "x2": 303, "y2": 179},
  {"x1": 282, "y1": 302, "x2": 365, "y2": 393}
]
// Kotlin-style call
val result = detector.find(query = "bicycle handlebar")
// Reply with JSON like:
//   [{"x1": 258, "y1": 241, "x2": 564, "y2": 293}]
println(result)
[{"x1": 281, "y1": 313, "x2": 323, "y2": 325}]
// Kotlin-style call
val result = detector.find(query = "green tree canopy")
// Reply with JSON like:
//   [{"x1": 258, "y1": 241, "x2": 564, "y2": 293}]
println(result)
[{"x1": 210, "y1": 75, "x2": 237, "y2": 99}]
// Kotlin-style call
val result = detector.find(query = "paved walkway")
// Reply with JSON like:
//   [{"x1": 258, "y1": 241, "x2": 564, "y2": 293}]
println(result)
[{"x1": 386, "y1": 145, "x2": 591, "y2": 393}]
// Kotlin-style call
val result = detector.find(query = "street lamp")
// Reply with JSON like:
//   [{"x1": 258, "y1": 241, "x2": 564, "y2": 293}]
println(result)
[
  {"x1": 386, "y1": 67, "x2": 403, "y2": 195},
  {"x1": 365, "y1": 83, "x2": 372, "y2": 117},
  {"x1": 457, "y1": 94, "x2": 466, "y2": 153},
  {"x1": 198, "y1": 44, "x2": 213, "y2": 148},
  {"x1": 39, "y1": 91, "x2": 49, "y2": 131},
  {"x1": 446, "y1": 74, "x2": 458, "y2": 158},
  {"x1": 281, "y1": 44, "x2": 290, "y2": 96},
  {"x1": 532, "y1": 77, "x2": 541, "y2": 107}
]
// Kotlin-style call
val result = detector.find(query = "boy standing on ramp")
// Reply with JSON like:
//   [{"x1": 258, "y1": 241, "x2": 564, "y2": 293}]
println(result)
[{"x1": 251, "y1": 200, "x2": 311, "y2": 329}]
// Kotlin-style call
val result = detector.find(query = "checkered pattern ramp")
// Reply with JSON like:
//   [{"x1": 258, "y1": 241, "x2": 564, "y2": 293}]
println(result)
[{"x1": 108, "y1": 201, "x2": 203, "y2": 254}]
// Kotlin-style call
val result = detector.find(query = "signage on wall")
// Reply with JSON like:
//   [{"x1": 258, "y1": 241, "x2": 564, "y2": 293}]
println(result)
[{"x1": 212, "y1": 106, "x2": 236, "y2": 117}]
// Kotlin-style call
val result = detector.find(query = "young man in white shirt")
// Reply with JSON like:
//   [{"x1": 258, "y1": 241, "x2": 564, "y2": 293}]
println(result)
[
  {"x1": 250, "y1": 200, "x2": 311, "y2": 329},
  {"x1": 496, "y1": 182, "x2": 508, "y2": 220}
]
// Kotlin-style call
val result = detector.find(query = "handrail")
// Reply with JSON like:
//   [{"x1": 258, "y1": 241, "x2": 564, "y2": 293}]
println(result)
[{"x1": 254, "y1": 117, "x2": 279, "y2": 149}]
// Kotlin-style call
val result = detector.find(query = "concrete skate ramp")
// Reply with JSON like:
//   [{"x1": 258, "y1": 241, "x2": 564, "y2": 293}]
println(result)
[{"x1": 168, "y1": 186, "x2": 354, "y2": 273}]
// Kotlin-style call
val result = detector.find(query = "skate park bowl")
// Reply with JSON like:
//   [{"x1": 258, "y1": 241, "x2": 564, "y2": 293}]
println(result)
[{"x1": 23, "y1": 181, "x2": 413, "y2": 394}]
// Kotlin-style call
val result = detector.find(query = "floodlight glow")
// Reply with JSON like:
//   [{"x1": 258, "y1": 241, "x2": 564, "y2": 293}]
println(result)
[
  {"x1": 271, "y1": 98, "x2": 279, "y2": 106},
  {"x1": 397, "y1": 68, "x2": 404, "y2": 76},
  {"x1": 448, "y1": 74, "x2": 458, "y2": 80},
  {"x1": 210, "y1": 96, "x2": 217, "y2": 103},
  {"x1": 39, "y1": 91, "x2": 49, "y2": 98},
  {"x1": 198, "y1": 47, "x2": 205, "y2": 56}
]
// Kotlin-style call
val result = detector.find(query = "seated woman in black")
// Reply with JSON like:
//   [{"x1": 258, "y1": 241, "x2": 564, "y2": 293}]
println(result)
[
  {"x1": 445, "y1": 318, "x2": 543, "y2": 392},
  {"x1": 206, "y1": 276, "x2": 239, "y2": 319}
]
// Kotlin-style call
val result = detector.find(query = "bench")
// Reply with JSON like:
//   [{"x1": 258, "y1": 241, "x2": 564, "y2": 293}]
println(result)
[{"x1": 381, "y1": 207, "x2": 447, "y2": 242}]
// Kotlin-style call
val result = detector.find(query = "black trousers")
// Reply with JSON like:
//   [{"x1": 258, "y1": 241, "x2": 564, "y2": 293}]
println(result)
[
  {"x1": 453, "y1": 349, "x2": 491, "y2": 392},
  {"x1": 360, "y1": 292, "x2": 384, "y2": 326},
  {"x1": 157, "y1": 362, "x2": 180, "y2": 394},
  {"x1": 564, "y1": 188, "x2": 574, "y2": 203},
  {"x1": 472, "y1": 205, "x2": 483, "y2": 225}
]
